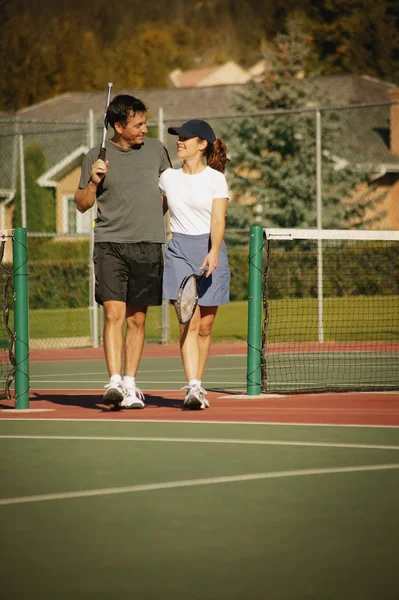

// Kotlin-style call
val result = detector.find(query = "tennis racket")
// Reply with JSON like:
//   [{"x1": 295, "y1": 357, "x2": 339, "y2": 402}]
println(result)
[
  {"x1": 98, "y1": 82, "x2": 113, "y2": 160},
  {"x1": 176, "y1": 268, "x2": 208, "y2": 324}
]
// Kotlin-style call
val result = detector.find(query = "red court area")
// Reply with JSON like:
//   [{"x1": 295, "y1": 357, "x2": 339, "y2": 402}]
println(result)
[{"x1": 1, "y1": 342, "x2": 399, "y2": 426}]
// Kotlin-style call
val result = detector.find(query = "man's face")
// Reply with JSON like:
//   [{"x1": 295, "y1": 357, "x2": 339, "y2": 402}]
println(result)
[{"x1": 117, "y1": 111, "x2": 148, "y2": 146}]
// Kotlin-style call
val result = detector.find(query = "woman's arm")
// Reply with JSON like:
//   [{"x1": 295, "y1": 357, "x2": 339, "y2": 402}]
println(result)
[
  {"x1": 201, "y1": 197, "x2": 228, "y2": 275},
  {"x1": 162, "y1": 194, "x2": 169, "y2": 216}
]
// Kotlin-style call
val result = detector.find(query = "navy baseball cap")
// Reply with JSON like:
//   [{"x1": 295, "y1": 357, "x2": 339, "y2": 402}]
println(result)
[{"x1": 168, "y1": 119, "x2": 216, "y2": 144}]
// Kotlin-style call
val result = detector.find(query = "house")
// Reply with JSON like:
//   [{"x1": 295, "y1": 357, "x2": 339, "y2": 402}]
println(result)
[
  {"x1": 169, "y1": 61, "x2": 252, "y2": 87},
  {"x1": 0, "y1": 109, "x2": 17, "y2": 232},
  {"x1": 169, "y1": 60, "x2": 268, "y2": 87},
  {"x1": 1, "y1": 75, "x2": 398, "y2": 235},
  {"x1": 37, "y1": 146, "x2": 91, "y2": 234},
  {"x1": 3, "y1": 85, "x2": 246, "y2": 235}
]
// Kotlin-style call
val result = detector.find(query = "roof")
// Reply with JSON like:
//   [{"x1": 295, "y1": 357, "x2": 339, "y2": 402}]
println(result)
[
  {"x1": 310, "y1": 74, "x2": 397, "y2": 105},
  {"x1": 0, "y1": 74, "x2": 397, "y2": 201},
  {"x1": 169, "y1": 61, "x2": 251, "y2": 87},
  {"x1": 307, "y1": 75, "x2": 399, "y2": 168},
  {"x1": 15, "y1": 74, "x2": 396, "y2": 121},
  {"x1": 37, "y1": 146, "x2": 89, "y2": 187},
  {"x1": 169, "y1": 66, "x2": 221, "y2": 87},
  {"x1": 15, "y1": 85, "x2": 244, "y2": 122}
]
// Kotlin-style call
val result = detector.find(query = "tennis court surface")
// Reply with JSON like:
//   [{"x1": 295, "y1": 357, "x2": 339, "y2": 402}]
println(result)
[{"x1": 1, "y1": 342, "x2": 398, "y2": 599}]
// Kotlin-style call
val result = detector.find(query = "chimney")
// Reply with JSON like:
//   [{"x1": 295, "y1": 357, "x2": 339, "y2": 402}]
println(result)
[{"x1": 388, "y1": 88, "x2": 399, "y2": 156}]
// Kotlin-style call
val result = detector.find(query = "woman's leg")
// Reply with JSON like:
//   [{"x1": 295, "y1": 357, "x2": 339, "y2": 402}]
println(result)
[
  {"x1": 177, "y1": 304, "x2": 218, "y2": 408},
  {"x1": 178, "y1": 305, "x2": 218, "y2": 380},
  {"x1": 198, "y1": 306, "x2": 218, "y2": 380},
  {"x1": 178, "y1": 304, "x2": 201, "y2": 382}
]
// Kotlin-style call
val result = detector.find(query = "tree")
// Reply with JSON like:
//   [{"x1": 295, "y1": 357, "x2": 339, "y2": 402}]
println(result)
[
  {"x1": 14, "y1": 143, "x2": 55, "y2": 233},
  {"x1": 305, "y1": 0, "x2": 399, "y2": 83},
  {"x1": 223, "y1": 17, "x2": 386, "y2": 229}
]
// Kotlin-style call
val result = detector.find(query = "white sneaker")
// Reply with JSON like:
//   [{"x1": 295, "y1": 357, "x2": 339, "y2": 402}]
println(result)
[
  {"x1": 120, "y1": 386, "x2": 145, "y2": 409},
  {"x1": 182, "y1": 385, "x2": 206, "y2": 410},
  {"x1": 103, "y1": 382, "x2": 124, "y2": 410}
]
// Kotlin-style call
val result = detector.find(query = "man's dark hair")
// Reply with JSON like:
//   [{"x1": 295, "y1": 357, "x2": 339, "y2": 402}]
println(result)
[{"x1": 106, "y1": 95, "x2": 147, "y2": 129}]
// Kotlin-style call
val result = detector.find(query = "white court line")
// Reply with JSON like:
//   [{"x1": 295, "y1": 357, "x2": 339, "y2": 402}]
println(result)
[
  {"x1": 1, "y1": 417, "x2": 399, "y2": 428},
  {"x1": 0, "y1": 463, "x2": 398, "y2": 506},
  {"x1": 27, "y1": 380, "x2": 245, "y2": 386},
  {"x1": 0, "y1": 409, "x2": 55, "y2": 413},
  {"x1": 29, "y1": 366, "x2": 247, "y2": 379},
  {"x1": 1, "y1": 434, "x2": 399, "y2": 450},
  {"x1": 215, "y1": 407, "x2": 399, "y2": 414}
]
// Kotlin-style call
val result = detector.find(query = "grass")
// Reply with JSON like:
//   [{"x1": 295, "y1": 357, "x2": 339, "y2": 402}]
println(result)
[
  {"x1": 24, "y1": 295, "x2": 399, "y2": 345},
  {"x1": 26, "y1": 302, "x2": 249, "y2": 343}
]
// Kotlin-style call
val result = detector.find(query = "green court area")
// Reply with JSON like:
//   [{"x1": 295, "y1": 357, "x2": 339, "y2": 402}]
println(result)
[
  {"x1": 29, "y1": 354, "x2": 245, "y2": 392},
  {"x1": 28, "y1": 351, "x2": 398, "y2": 394},
  {"x1": 25, "y1": 295, "x2": 399, "y2": 343},
  {"x1": 0, "y1": 419, "x2": 398, "y2": 599}
]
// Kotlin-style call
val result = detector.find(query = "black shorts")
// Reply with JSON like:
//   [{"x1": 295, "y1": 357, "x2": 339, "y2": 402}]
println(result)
[{"x1": 93, "y1": 242, "x2": 163, "y2": 306}]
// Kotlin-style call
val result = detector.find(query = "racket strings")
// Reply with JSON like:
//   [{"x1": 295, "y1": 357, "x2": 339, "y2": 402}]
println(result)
[{"x1": 178, "y1": 276, "x2": 198, "y2": 322}]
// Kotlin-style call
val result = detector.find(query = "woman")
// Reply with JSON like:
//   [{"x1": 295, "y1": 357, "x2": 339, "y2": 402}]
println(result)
[{"x1": 160, "y1": 119, "x2": 230, "y2": 410}]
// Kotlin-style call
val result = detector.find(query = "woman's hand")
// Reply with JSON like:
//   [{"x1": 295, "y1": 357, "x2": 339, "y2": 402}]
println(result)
[{"x1": 200, "y1": 251, "x2": 218, "y2": 276}]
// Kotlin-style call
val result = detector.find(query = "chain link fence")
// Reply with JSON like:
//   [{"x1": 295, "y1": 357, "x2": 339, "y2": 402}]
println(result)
[{"x1": 0, "y1": 101, "x2": 397, "y2": 349}]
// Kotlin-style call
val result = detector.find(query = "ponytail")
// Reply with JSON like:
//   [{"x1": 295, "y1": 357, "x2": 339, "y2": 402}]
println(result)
[{"x1": 204, "y1": 138, "x2": 228, "y2": 173}]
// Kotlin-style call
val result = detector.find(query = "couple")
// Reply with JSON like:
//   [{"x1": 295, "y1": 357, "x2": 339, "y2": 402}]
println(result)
[{"x1": 74, "y1": 94, "x2": 231, "y2": 411}]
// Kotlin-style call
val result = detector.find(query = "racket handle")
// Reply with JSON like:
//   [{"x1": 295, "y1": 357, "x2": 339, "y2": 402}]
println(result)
[{"x1": 98, "y1": 147, "x2": 106, "y2": 161}]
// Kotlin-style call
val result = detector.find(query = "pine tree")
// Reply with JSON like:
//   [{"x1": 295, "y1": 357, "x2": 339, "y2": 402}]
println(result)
[
  {"x1": 14, "y1": 143, "x2": 55, "y2": 233},
  {"x1": 223, "y1": 17, "x2": 386, "y2": 229}
]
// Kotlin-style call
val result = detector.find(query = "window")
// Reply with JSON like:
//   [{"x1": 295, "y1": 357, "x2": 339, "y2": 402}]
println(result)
[{"x1": 63, "y1": 195, "x2": 92, "y2": 234}]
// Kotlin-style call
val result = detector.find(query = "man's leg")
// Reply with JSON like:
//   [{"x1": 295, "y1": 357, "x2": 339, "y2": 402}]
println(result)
[
  {"x1": 124, "y1": 306, "x2": 147, "y2": 377},
  {"x1": 120, "y1": 306, "x2": 147, "y2": 408},
  {"x1": 120, "y1": 241, "x2": 163, "y2": 408},
  {"x1": 102, "y1": 299, "x2": 126, "y2": 408},
  {"x1": 103, "y1": 300, "x2": 126, "y2": 377}
]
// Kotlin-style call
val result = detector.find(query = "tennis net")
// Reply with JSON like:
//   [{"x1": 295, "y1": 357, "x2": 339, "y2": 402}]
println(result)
[
  {"x1": 252, "y1": 228, "x2": 399, "y2": 394},
  {"x1": 0, "y1": 228, "x2": 29, "y2": 405}
]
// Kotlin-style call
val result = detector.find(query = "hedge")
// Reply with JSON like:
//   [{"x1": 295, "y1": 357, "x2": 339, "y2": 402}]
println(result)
[{"x1": 20, "y1": 244, "x2": 398, "y2": 309}]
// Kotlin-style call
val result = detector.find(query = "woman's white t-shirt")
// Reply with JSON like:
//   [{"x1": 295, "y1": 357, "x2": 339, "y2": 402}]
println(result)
[{"x1": 159, "y1": 166, "x2": 229, "y2": 235}]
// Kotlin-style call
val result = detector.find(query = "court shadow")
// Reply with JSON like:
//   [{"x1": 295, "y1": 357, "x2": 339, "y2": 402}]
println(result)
[
  {"x1": 143, "y1": 393, "x2": 183, "y2": 409},
  {"x1": 206, "y1": 388, "x2": 245, "y2": 396},
  {"x1": 26, "y1": 391, "x2": 183, "y2": 411}
]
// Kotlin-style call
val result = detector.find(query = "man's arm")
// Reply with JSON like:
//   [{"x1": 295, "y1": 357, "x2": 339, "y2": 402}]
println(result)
[{"x1": 74, "y1": 158, "x2": 107, "y2": 214}]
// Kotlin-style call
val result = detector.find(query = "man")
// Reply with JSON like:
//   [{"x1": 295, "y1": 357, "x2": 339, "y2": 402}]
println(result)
[{"x1": 74, "y1": 94, "x2": 171, "y2": 409}]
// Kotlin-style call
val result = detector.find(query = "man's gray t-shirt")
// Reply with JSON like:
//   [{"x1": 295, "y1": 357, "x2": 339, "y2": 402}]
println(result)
[{"x1": 78, "y1": 137, "x2": 171, "y2": 243}]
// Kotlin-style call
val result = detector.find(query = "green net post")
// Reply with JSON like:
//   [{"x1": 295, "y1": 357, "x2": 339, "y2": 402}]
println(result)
[
  {"x1": 13, "y1": 227, "x2": 29, "y2": 409},
  {"x1": 246, "y1": 225, "x2": 263, "y2": 395}
]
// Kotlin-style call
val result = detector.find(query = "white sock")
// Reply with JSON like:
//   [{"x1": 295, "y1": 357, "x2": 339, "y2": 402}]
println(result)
[
  {"x1": 110, "y1": 374, "x2": 122, "y2": 385},
  {"x1": 123, "y1": 376, "x2": 136, "y2": 389},
  {"x1": 189, "y1": 379, "x2": 201, "y2": 388}
]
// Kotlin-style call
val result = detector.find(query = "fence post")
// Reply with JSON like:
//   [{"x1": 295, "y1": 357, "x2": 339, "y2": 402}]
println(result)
[
  {"x1": 13, "y1": 227, "x2": 29, "y2": 409},
  {"x1": 246, "y1": 225, "x2": 263, "y2": 395},
  {"x1": 158, "y1": 106, "x2": 170, "y2": 344},
  {"x1": 316, "y1": 110, "x2": 324, "y2": 342},
  {"x1": 88, "y1": 109, "x2": 99, "y2": 348},
  {"x1": 19, "y1": 134, "x2": 27, "y2": 228}
]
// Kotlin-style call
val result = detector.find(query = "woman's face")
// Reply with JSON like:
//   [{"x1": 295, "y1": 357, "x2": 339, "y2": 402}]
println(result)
[{"x1": 176, "y1": 135, "x2": 207, "y2": 159}]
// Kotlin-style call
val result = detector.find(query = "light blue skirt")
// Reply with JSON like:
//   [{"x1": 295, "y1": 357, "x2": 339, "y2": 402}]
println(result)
[{"x1": 163, "y1": 233, "x2": 230, "y2": 306}]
